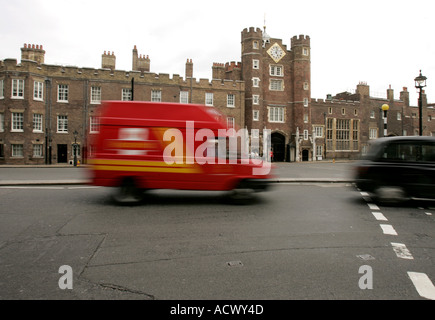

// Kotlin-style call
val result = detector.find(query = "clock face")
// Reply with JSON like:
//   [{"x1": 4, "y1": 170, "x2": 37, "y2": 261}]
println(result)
[{"x1": 267, "y1": 43, "x2": 286, "y2": 63}]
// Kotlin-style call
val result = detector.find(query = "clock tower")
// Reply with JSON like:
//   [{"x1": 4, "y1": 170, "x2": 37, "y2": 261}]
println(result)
[{"x1": 241, "y1": 27, "x2": 311, "y2": 162}]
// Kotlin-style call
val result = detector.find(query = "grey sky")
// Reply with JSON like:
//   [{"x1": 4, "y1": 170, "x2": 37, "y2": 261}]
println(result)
[{"x1": 1, "y1": 0, "x2": 433, "y2": 105}]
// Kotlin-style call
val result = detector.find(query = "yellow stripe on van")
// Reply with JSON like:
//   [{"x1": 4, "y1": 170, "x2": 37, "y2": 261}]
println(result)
[{"x1": 88, "y1": 159, "x2": 202, "y2": 174}]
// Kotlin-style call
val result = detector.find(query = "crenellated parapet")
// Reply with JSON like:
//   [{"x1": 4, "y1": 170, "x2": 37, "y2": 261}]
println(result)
[
  {"x1": 291, "y1": 34, "x2": 310, "y2": 47},
  {"x1": 0, "y1": 57, "x2": 244, "y2": 91},
  {"x1": 241, "y1": 27, "x2": 263, "y2": 39}
]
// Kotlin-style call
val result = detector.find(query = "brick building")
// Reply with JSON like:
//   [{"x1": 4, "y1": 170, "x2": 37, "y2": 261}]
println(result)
[
  {"x1": 0, "y1": 45, "x2": 244, "y2": 165},
  {"x1": 1, "y1": 27, "x2": 434, "y2": 165}
]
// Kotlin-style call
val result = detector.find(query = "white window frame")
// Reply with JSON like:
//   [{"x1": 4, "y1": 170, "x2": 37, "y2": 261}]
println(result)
[
  {"x1": 269, "y1": 65, "x2": 283, "y2": 77},
  {"x1": 252, "y1": 77, "x2": 260, "y2": 87},
  {"x1": 370, "y1": 110, "x2": 375, "y2": 119},
  {"x1": 90, "y1": 116, "x2": 99, "y2": 133},
  {"x1": 270, "y1": 79, "x2": 284, "y2": 91},
  {"x1": 314, "y1": 126, "x2": 324, "y2": 138},
  {"x1": 253, "y1": 95, "x2": 260, "y2": 105},
  {"x1": 0, "y1": 79, "x2": 4, "y2": 99},
  {"x1": 180, "y1": 91, "x2": 189, "y2": 104},
  {"x1": 57, "y1": 115, "x2": 68, "y2": 133},
  {"x1": 227, "y1": 94, "x2": 235, "y2": 108},
  {"x1": 205, "y1": 93, "x2": 213, "y2": 106},
  {"x1": 57, "y1": 84, "x2": 69, "y2": 102},
  {"x1": 253, "y1": 59, "x2": 259, "y2": 69},
  {"x1": 33, "y1": 81, "x2": 44, "y2": 101},
  {"x1": 303, "y1": 98, "x2": 309, "y2": 107},
  {"x1": 253, "y1": 110, "x2": 259, "y2": 121},
  {"x1": 0, "y1": 113, "x2": 4, "y2": 132},
  {"x1": 227, "y1": 117, "x2": 235, "y2": 129},
  {"x1": 151, "y1": 90, "x2": 162, "y2": 102},
  {"x1": 303, "y1": 130, "x2": 309, "y2": 140},
  {"x1": 304, "y1": 82, "x2": 309, "y2": 90},
  {"x1": 33, "y1": 144, "x2": 43, "y2": 158},
  {"x1": 90, "y1": 86, "x2": 101, "y2": 104},
  {"x1": 268, "y1": 107, "x2": 284, "y2": 123},
  {"x1": 12, "y1": 79, "x2": 24, "y2": 99},
  {"x1": 369, "y1": 128, "x2": 378, "y2": 140},
  {"x1": 304, "y1": 114, "x2": 308, "y2": 123},
  {"x1": 303, "y1": 48, "x2": 309, "y2": 56},
  {"x1": 122, "y1": 88, "x2": 132, "y2": 101},
  {"x1": 33, "y1": 114, "x2": 43, "y2": 132},
  {"x1": 12, "y1": 144, "x2": 24, "y2": 158},
  {"x1": 11, "y1": 112, "x2": 24, "y2": 132},
  {"x1": 397, "y1": 112, "x2": 402, "y2": 121}
]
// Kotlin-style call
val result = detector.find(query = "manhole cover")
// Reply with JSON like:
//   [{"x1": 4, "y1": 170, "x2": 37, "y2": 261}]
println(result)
[
  {"x1": 227, "y1": 261, "x2": 243, "y2": 267},
  {"x1": 357, "y1": 254, "x2": 375, "y2": 261}
]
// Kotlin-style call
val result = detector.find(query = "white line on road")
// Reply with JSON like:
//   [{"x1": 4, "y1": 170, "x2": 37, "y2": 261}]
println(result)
[
  {"x1": 380, "y1": 224, "x2": 398, "y2": 235},
  {"x1": 372, "y1": 212, "x2": 388, "y2": 221},
  {"x1": 368, "y1": 203, "x2": 380, "y2": 210},
  {"x1": 67, "y1": 186, "x2": 101, "y2": 189},
  {"x1": 426, "y1": 212, "x2": 433, "y2": 216},
  {"x1": 408, "y1": 272, "x2": 435, "y2": 300},
  {"x1": 0, "y1": 186, "x2": 65, "y2": 190},
  {"x1": 391, "y1": 242, "x2": 414, "y2": 259}
]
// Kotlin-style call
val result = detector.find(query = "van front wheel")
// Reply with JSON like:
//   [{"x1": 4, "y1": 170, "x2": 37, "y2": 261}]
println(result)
[{"x1": 112, "y1": 178, "x2": 144, "y2": 205}]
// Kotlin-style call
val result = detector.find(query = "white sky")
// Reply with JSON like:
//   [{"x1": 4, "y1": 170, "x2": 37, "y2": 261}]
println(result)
[{"x1": 1, "y1": 0, "x2": 434, "y2": 105}]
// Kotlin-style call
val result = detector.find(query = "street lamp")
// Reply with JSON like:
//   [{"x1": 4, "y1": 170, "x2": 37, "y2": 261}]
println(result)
[
  {"x1": 381, "y1": 104, "x2": 389, "y2": 137},
  {"x1": 414, "y1": 70, "x2": 427, "y2": 136},
  {"x1": 73, "y1": 130, "x2": 78, "y2": 166}
]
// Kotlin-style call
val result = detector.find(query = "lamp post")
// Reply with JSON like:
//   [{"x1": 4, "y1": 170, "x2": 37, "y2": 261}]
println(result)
[
  {"x1": 414, "y1": 70, "x2": 427, "y2": 136},
  {"x1": 73, "y1": 130, "x2": 78, "y2": 166},
  {"x1": 381, "y1": 104, "x2": 389, "y2": 137}
]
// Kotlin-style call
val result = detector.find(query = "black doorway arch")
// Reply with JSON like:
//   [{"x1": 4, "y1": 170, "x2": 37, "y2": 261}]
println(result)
[{"x1": 271, "y1": 132, "x2": 286, "y2": 162}]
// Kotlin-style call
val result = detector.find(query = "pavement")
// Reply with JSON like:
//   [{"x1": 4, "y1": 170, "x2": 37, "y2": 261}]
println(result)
[{"x1": 0, "y1": 160, "x2": 356, "y2": 186}]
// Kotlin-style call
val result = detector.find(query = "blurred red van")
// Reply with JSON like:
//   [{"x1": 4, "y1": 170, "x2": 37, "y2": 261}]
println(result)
[{"x1": 87, "y1": 101, "x2": 272, "y2": 203}]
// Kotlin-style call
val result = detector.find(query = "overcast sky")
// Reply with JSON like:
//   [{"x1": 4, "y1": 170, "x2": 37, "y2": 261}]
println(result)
[{"x1": 1, "y1": 0, "x2": 434, "y2": 105}]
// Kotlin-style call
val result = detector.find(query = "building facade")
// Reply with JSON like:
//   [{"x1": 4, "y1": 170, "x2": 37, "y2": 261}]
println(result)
[
  {"x1": 0, "y1": 45, "x2": 245, "y2": 165},
  {"x1": 1, "y1": 27, "x2": 434, "y2": 165}
]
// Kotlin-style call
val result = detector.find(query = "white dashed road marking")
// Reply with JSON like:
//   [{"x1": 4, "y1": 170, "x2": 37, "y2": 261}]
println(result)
[
  {"x1": 391, "y1": 242, "x2": 414, "y2": 259},
  {"x1": 368, "y1": 203, "x2": 380, "y2": 210},
  {"x1": 380, "y1": 224, "x2": 398, "y2": 235},
  {"x1": 372, "y1": 212, "x2": 388, "y2": 221},
  {"x1": 408, "y1": 272, "x2": 435, "y2": 300}
]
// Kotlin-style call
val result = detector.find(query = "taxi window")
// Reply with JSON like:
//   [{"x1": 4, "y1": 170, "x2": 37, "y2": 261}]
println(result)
[
  {"x1": 381, "y1": 142, "x2": 435, "y2": 162},
  {"x1": 381, "y1": 143, "x2": 418, "y2": 161},
  {"x1": 421, "y1": 143, "x2": 435, "y2": 162}
]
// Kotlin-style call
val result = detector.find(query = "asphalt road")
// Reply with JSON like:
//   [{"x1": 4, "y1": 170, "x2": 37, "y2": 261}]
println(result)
[{"x1": 0, "y1": 180, "x2": 434, "y2": 301}]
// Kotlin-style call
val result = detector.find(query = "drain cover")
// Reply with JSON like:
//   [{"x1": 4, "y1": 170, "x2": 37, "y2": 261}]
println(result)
[
  {"x1": 227, "y1": 261, "x2": 243, "y2": 267},
  {"x1": 357, "y1": 254, "x2": 375, "y2": 261}
]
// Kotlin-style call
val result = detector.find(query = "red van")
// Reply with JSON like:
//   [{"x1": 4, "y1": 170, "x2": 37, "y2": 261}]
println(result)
[{"x1": 87, "y1": 101, "x2": 273, "y2": 204}]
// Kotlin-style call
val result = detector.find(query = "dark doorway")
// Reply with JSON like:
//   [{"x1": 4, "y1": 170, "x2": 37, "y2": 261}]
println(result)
[
  {"x1": 302, "y1": 149, "x2": 309, "y2": 161},
  {"x1": 57, "y1": 144, "x2": 68, "y2": 163},
  {"x1": 271, "y1": 133, "x2": 286, "y2": 162}
]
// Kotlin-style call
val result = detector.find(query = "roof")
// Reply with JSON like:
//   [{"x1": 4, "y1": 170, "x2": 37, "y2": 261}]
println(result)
[{"x1": 98, "y1": 101, "x2": 228, "y2": 130}]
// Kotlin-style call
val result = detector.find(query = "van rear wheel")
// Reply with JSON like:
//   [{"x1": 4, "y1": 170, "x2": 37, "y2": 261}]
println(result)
[{"x1": 112, "y1": 178, "x2": 144, "y2": 205}]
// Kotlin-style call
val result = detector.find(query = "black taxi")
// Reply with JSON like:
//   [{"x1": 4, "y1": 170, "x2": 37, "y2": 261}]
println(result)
[{"x1": 354, "y1": 136, "x2": 435, "y2": 203}]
